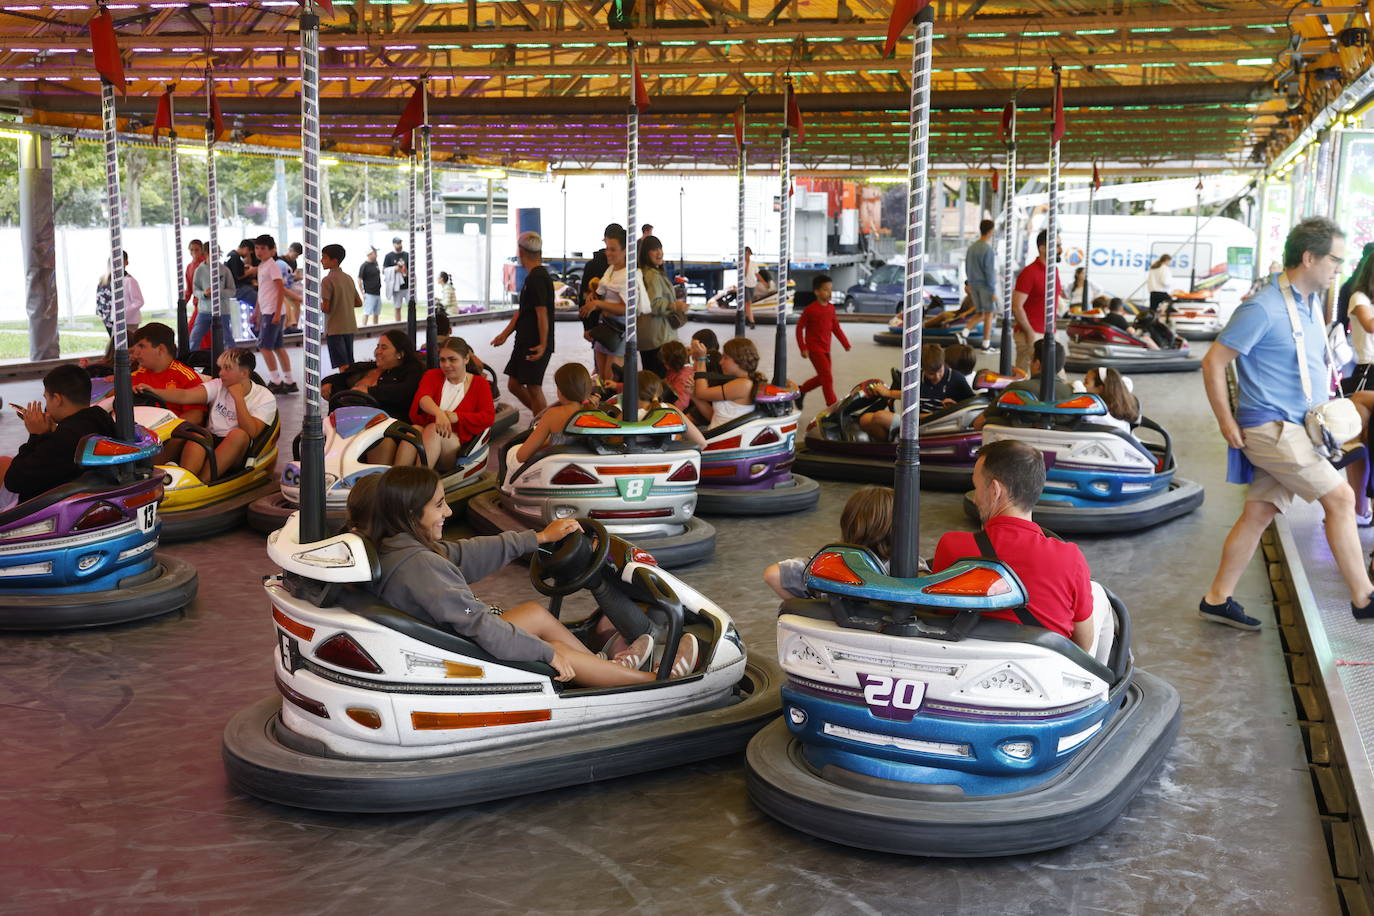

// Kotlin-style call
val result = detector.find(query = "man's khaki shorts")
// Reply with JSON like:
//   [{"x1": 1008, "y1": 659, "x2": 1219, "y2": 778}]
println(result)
[{"x1": 1242, "y1": 421, "x2": 1346, "y2": 512}]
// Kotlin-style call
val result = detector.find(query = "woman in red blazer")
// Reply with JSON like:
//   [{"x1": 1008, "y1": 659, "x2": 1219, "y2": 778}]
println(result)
[{"x1": 408, "y1": 336, "x2": 496, "y2": 471}]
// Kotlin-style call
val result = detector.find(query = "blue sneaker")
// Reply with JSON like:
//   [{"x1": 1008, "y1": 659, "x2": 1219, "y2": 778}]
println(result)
[{"x1": 1199, "y1": 597, "x2": 1261, "y2": 631}]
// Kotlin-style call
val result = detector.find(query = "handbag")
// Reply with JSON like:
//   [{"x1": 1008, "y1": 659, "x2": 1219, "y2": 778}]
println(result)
[
  {"x1": 587, "y1": 322, "x2": 624, "y2": 351},
  {"x1": 1280, "y1": 276, "x2": 1362, "y2": 459}
]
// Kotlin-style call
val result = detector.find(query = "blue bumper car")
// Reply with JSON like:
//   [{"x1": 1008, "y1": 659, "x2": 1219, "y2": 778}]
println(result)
[
  {"x1": 744, "y1": 544, "x2": 1180, "y2": 856},
  {"x1": 0, "y1": 429, "x2": 198, "y2": 630},
  {"x1": 962, "y1": 390, "x2": 1203, "y2": 534}
]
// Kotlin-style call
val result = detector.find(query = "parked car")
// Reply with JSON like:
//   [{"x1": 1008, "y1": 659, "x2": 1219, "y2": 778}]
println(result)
[{"x1": 842, "y1": 262, "x2": 963, "y2": 314}]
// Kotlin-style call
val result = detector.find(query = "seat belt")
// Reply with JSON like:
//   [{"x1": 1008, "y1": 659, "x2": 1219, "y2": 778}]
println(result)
[{"x1": 972, "y1": 529, "x2": 1042, "y2": 628}]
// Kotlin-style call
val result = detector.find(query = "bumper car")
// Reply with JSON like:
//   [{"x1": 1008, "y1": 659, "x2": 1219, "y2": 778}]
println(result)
[
  {"x1": 1065, "y1": 315, "x2": 1198, "y2": 374},
  {"x1": 0, "y1": 428, "x2": 198, "y2": 630},
  {"x1": 245, "y1": 397, "x2": 497, "y2": 534},
  {"x1": 690, "y1": 287, "x2": 797, "y2": 325},
  {"x1": 222, "y1": 516, "x2": 781, "y2": 813},
  {"x1": 963, "y1": 390, "x2": 1203, "y2": 534},
  {"x1": 467, "y1": 406, "x2": 716, "y2": 568},
  {"x1": 873, "y1": 301, "x2": 978, "y2": 347},
  {"x1": 694, "y1": 385, "x2": 820, "y2": 516},
  {"x1": 793, "y1": 369, "x2": 987, "y2": 491},
  {"x1": 744, "y1": 543, "x2": 1181, "y2": 856},
  {"x1": 132, "y1": 399, "x2": 282, "y2": 542},
  {"x1": 1165, "y1": 293, "x2": 1224, "y2": 340}
]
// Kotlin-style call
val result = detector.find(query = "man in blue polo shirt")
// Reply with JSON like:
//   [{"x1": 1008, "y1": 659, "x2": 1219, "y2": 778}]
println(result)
[{"x1": 1198, "y1": 216, "x2": 1374, "y2": 627}]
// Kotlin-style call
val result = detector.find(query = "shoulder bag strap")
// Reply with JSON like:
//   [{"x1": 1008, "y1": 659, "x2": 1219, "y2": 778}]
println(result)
[{"x1": 1278, "y1": 274, "x2": 1316, "y2": 407}]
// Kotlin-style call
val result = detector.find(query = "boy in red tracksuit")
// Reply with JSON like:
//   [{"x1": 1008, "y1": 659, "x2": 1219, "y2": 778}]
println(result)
[{"x1": 797, "y1": 274, "x2": 850, "y2": 405}]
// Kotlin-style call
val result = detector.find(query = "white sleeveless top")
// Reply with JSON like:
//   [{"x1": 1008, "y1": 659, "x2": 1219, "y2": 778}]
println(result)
[
  {"x1": 1351, "y1": 292, "x2": 1374, "y2": 365},
  {"x1": 711, "y1": 398, "x2": 754, "y2": 426}
]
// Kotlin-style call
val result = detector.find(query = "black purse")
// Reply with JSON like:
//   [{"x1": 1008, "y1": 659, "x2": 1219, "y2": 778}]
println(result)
[{"x1": 588, "y1": 322, "x2": 624, "y2": 350}]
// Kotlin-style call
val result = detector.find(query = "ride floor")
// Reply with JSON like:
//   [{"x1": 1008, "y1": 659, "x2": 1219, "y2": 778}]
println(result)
[{"x1": 0, "y1": 322, "x2": 1339, "y2": 913}]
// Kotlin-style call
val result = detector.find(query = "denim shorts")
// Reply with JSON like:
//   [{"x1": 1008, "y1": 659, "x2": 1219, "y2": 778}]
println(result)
[
  {"x1": 362, "y1": 293, "x2": 381, "y2": 317},
  {"x1": 258, "y1": 316, "x2": 284, "y2": 350}
]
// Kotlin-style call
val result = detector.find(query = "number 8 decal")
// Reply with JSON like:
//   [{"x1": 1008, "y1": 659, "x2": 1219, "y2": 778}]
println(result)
[{"x1": 624, "y1": 479, "x2": 645, "y2": 499}]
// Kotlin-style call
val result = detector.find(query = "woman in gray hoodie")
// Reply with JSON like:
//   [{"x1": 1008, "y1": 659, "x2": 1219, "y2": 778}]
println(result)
[{"x1": 351, "y1": 467, "x2": 699, "y2": 686}]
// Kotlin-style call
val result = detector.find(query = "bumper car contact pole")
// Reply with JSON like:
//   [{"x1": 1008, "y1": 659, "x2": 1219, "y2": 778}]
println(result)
[
  {"x1": 998, "y1": 99, "x2": 1016, "y2": 376},
  {"x1": 298, "y1": 2, "x2": 327, "y2": 544},
  {"x1": 622, "y1": 39, "x2": 642, "y2": 421},
  {"x1": 406, "y1": 149, "x2": 418, "y2": 346},
  {"x1": 97, "y1": 53, "x2": 133, "y2": 441},
  {"x1": 891, "y1": 5, "x2": 935, "y2": 579},
  {"x1": 422, "y1": 80, "x2": 438, "y2": 370},
  {"x1": 1041, "y1": 63, "x2": 1063, "y2": 405},
  {"x1": 167, "y1": 90, "x2": 187, "y2": 360},
  {"x1": 205, "y1": 67, "x2": 224, "y2": 370},
  {"x1": 734, "y1": 98, "x2": 747, "y2": 340},
  {"x1": 1082, "y1": 161, "x2": 1096, "y2": 312},
  {"x1": 773, "y1": 78, "x2": 793, "y2": 388}
]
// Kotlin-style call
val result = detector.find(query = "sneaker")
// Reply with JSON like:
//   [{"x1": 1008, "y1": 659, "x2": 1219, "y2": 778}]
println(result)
[
  {"x1": 1198, "y1": 597, "x2": 1261, "y2": 631},
  {"x1": 669, "y1": 634, "x2": 700, "y2": 678},
  {"x1": 267, "y1": 381, "x2": 285, "y2": 394},
  {"x1": 282, "y1": 381, "x2": 299, "y2": 394},
  {"x1": 1354, "y1": 592, "x2": 1374, "y2": 622},
  {"x1": 1358, "y1": 506, "x2": 1373, "y2": 528},
  {"x1": 610, "y1": 634, "x2": 654, "y2": 671},
  {"x1": 979, "y1": 340, "x2": 992, "y2": 351}
]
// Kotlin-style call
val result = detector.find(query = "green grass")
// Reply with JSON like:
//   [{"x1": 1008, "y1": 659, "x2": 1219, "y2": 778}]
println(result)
[{"x1": 0, "y1": 309, "x2": 182, "y2": 360}]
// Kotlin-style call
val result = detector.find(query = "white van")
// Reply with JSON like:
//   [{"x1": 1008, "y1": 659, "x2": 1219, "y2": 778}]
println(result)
[{"x1": 1055, "y1": 214, "x2": 1257, "y2": 313}]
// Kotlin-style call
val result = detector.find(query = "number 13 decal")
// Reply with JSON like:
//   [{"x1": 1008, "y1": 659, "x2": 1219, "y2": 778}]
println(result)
[{"x1": 857, "y1": 673, "x2": 926, "y2": 722}]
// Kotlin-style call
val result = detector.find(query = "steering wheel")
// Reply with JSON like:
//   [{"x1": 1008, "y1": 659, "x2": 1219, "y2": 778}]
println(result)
[
  {"x1": 132, "y1": 389, "x2": 170, "y2": 409},
  {"x1": 529, "y1": 519, "x2": 611, "y2": 597},
  {"x1": 329, "y1": 388, "x2": 382, "y2": 412}
]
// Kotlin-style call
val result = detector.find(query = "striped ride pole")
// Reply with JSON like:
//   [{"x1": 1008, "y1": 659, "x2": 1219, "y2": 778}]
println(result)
[
  {"x1": 422, "y1": 80, "x2": 438, "y2": 369},
  {"x1": 168, "y1": 91, "x2": 187, "y2": 359},
  {"x1": 205, "y1": 67, "x2": 224, "y2": 366},
  {"x1": 889, "y1": 5, "x2": 934, "y2": 579},
  {"x1": 773, "y1": 79, "x2": 793, "y2": 388},
  {"x1": 735, "y1": 99, "x2": 748, "y2": 339},
  {"x1": 999, "y1": 99, "x2": 1017, "y2": 376},
  {"x1": 407, "y1": 150, "x2": 418, "y2": 345},
  {"x1": 297, "y1": 2, "x2": 327, "y2": 543},
  {"x1": 1041, "y1": 64, "x2": 1063, "y2": 404},
  {"x1": 623, "y1": 39, "x2": 641, "y2": 422},
  {"x1": 101, "y1": 79, "x2": 134, "y2": 442}
]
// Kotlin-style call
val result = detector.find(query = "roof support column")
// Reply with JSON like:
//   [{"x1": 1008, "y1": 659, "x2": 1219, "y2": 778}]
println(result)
[{"x1": 19, "y1": 129, "x2": 59, "y2": 361}]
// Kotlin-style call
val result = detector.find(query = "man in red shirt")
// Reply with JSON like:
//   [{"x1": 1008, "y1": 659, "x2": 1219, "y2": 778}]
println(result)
[
  {"x1": 1011, "y1": 229, "x2": 1066, "y2": 373},
  {"x1": 183, "y1": 238, "x2": 205, "y2": 313},
  {"x1": 932, "y1": 438, "x2": 1095, "y2": 649},
  {"x1": 129, "y1": 322, "x2": 206, "y2": 461},
  {"x1": 796, "y1": 274, "x2": 851, "y2": 406}
]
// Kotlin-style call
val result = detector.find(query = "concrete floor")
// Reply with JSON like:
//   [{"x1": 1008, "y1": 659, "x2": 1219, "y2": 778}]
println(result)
[{"x1": 0, "y1": 319, "x2": 1340, "y2": 914}]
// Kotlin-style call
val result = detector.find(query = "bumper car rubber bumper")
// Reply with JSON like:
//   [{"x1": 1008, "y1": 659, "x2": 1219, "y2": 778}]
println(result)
[
  {"x1": 0, "y1": 555, "x2": 199, "y2": 631},
  {"x1": 222, "y1": 655, "x2": 783, "y2": 813},
  {"x1": 962, "y1": 477, "x2": 1204, "y2": 534},
  {"x1": 159, "y1": 479, "x2": 280, "y2": 542},
  {"x1": 1063, "y1": 351, "x2": 1199, "y2": 374},
  {"x1": 465, "y1": 489, "x2": 717, "y2": 568},
  {"x1": 690, "y1": 309, "x2": 797, "y2": 325},
  {"x1": 744, "y1": 668, "x2": 1180, "y2": 857},
  {"x1": 873, "y1": 330, "x2": 901, "y2": 347},
  {"x1": 247, "y1": 473, "x2": 497, "y2": 535},
  {"x1": 694, "y1": 474, "x2": 820, "y2": 517},
  {"x1": 792, "y1": 445, "x2": 973, "y2": 491}
]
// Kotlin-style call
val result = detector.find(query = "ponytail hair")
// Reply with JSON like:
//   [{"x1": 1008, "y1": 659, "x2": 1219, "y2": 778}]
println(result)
[
  {"x1": 554, "y1": 362, "x2": 594, "y2": 405},
  {"x1": 722, "y1": 336, "x2": 767, "y2": 403},
  {"x1": 1089, "y1": 367, "x2": 1139, "y2": 424},
  {"x1": 637, "y1": 370, "x2": 666, "y2": 408}
]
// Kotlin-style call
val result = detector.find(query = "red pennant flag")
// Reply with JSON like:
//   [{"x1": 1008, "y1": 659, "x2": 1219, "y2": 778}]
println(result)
[
  {"x1": 1092, "y1": 161, "x2": 1101, "y2": 191},
  {"x1": 785, "y1": 85, "x2": 805, "y2": 141},
  {"x1": 998, "y1": 102, "x2": 1013, "y2": 143},
  {"x1": 883, "y1": 0, "x2": 932, "y2": 60},
  {"x1": 153, "y1": 88, "x2": 173, "y2": 142},
  {"x1": 208, "y1": 80, "x2": 225, "y2": 142},
  {"x1": 88, "y1": 9, "x2": 126, "y2": 92},
  {"x1": 632, "y1": 59, "x2": 650, "y2": 111},
  {"x1": 991, "y1": 169, "x2": 1000, "y2": 194},
  {"x1": 733, "y1": 105, "x2": 745, "y2": 149},
  {"x1": 1050, "y1": 69, "x2": 1066, "y2": 145},
  {"x1": 393, "y1": 81, "x2": 426, "y2": 155}
]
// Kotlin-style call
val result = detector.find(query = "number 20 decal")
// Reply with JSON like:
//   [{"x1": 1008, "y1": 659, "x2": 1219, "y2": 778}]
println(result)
[{"x1": 857, "y1": 673, "x2": 926, "y2": 722}]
